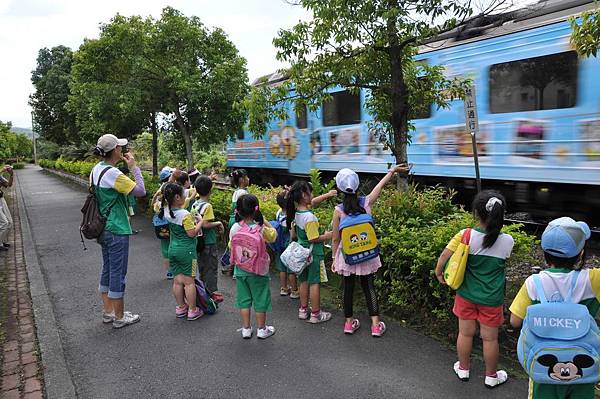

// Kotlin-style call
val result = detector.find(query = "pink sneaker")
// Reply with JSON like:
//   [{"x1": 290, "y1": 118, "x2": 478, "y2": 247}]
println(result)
[
  {"x1": 298, "y1": 307, "x2": 310, "y2": 320},
  {"x1": 371, "y1": 321, "x2": 387, "y2": 337},
  {"x1": 187, "y1": 307, "x2": 204, "y2": 321},
  {"x1": 344, "y1": 319, "x2": 360, "y2": 334},
  {"x1": 175, "y1": 304, "x2": 189, "y2": 318}
]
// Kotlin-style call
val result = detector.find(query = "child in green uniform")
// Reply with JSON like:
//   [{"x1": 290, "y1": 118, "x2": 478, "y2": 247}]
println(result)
[
  {"x1": 435, "y1": 191, "x2": 514, "y2": 388},
  {"x1": 229, "y1": 194, "x2": 277, "y2": 339},
  {"x1": 228, "y1": 169, "x2": 249, "y2": 229},
  {"x1": 159, "y1": 184, "x2": 204, "y2": 321},
  {"x1": 153, "y1": 167, "x2": 175, "y2": 279},
  {"x1": 192, "y1": 176, "x2": 224, "y2": 296},
  {"x1": 510, "y1": 217, "x2": 596, "y2": 399},
  {"x1": 286, "y1": 181, "x2": 333, "y2": 324}
]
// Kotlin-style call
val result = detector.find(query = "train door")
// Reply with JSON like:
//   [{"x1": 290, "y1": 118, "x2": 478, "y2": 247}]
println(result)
[{"x1": 287, "y1": 104, "x2": 314, "y2": 175}]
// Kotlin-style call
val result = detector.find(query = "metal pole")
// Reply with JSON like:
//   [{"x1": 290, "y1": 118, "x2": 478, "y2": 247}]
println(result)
[
  {"x1": 30, "y1": 111, "x2": 37, "y2": 164},
  {"x1": 471, "y1": 132, "x2": 481, "y2": 193}
]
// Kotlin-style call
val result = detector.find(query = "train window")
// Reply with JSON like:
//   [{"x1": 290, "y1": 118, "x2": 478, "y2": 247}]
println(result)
[
  {"x1": 296, "y1": 105, "x2": 308, "y2": 129},
  {"x1": 237, "y1": 130, "x2": 244, "y2": 140},
  {"x1": 322, "y1": 90, "x2": 361, "y2": 126},
  {"x1": 489, "y1": 51, "x2": 578, "y2": 113}
]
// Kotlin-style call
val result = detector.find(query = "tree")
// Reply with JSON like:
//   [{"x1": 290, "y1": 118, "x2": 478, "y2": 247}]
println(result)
[
  {"x1": 29, "y1": 46, "x2": 79, "y2": 144},
  {"x1": 571, "y1": 7, "x2": 600, "y2": 57},
  {"x1": 246, "y1": 0, "x2": 512, "y2": 186},
  {"x1": 67, "y1": 15, "x2": 155, "y2": 148},
  {"x1": 151, "y1": 7, "x2": 248, "y2": 169},
  {"x1": 0, "y1": 121, "x2": 33, "y2": 161},
  {"x1": 67, "y1": 8, "x2": 248, "y2": 170}
]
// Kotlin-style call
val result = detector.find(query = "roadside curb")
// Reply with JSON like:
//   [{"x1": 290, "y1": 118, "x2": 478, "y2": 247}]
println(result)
[
  {"x1": 15, "y1": 170, "x2": 77, "y2": 399},
  {"x1": 41, "y1": 169, "x2": 87, "y2": 188}
]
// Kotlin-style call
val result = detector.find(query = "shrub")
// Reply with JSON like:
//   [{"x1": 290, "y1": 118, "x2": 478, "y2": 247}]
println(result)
[{"x1": 11, "y1": 162, "x2": 25, "y2": 170}]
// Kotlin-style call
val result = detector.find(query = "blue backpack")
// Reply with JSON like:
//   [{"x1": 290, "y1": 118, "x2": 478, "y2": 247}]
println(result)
[
  {"x1": 338, "y1": 199, "x2": 379, "y2": 265},
  {"x1": 517, "y1": 271, "x2": 600, "y2": 385},
  {"x1": 269, "y1": 214, "x2": 290, "y2": 253},
  {"x1": 152, "y1": 214, "x2": 170, "y2": 240}
]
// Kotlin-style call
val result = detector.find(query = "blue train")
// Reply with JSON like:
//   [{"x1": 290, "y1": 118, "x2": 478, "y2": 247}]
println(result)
[{"x1": 227, "y1": 0, "x2": 600, "y2": 220}]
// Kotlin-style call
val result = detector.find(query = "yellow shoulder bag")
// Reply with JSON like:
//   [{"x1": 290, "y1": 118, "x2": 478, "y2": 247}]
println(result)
[{"x1": 443, "y1": 228, "x2": 472, "y2": 290}]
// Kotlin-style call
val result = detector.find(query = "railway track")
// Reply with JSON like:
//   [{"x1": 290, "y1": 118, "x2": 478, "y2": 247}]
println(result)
[{"x1": 505, "y1": 213, "x2": 600, "y2": 253}]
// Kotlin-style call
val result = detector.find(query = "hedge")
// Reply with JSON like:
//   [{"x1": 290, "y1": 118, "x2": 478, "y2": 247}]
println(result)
[{"x1": 39, "y1": 158, "x2": 538, "y2": 329}]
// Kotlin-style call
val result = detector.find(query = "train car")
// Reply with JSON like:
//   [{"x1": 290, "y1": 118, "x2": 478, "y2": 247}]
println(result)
[{"x1": 227, "y1": 0, "x2": 600, "y2": 221}]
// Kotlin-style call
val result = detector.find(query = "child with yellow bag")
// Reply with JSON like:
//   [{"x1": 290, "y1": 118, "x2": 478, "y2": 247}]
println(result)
[{"x1": 434, "y1": 191, "x2": 514, "y2": 389}]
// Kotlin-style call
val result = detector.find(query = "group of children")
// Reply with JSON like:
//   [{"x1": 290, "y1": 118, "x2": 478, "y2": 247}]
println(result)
[{"x1": 150, "y1": 163, "x2": 599, "y2": 398}]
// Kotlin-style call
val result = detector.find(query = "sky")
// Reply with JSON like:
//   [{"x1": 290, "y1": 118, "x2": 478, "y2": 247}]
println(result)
[{"x1": 0, "y1": 0, "x2": 309, "y2": 128}]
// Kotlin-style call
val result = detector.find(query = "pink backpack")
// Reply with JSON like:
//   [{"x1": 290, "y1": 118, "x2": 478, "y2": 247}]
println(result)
[{"x1": 230, "y1": 222, "x2": 270, "y2": 276}]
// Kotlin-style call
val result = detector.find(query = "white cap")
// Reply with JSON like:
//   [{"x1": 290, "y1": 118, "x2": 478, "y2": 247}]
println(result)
[
  {"x1": 335, "y1": 168, "x2": 359, "y2": 194},
  {"x1": 96, "y1": 134, "x2": 128, "y2": 152}
]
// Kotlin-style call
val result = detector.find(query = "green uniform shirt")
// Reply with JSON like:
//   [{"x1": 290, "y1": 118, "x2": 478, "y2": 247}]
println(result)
[
  {"x1": 165, "y1": 208, "x2": 197, "y2": 257},
  {"x1": 191, "y1": 200, "x2": 217, "y2": 246},
  {"x1": 446, "y1": 228, "x2": 514, "y2": 307},
  {"x1": 90, "y1": 162, "x2": 136, "y2": 235}
]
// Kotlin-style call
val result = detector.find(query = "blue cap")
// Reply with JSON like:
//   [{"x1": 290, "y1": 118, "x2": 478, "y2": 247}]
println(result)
[
  {"x1": 541, "y1": 217, "x2": 591, "y2": 258},
  {"x1": 159, "y1": 167, "x2": 174, "y2": 182}
]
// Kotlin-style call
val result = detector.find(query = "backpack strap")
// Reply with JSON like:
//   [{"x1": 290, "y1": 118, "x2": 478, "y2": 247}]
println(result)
[
  {"x1": 532, "y1": 274, "x2": 548, "y2": 304},
  {"x1": 94, "y1": 166, "x2": 112, "y2": 190},
  {"x1": 565, "y1": 270, "x2": 581, "y2": 303},
  {"x1": 461, "y1": 228, "x2": 472, "y2": 245}
]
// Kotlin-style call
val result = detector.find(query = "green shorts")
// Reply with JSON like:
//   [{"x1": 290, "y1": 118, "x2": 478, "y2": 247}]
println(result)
[
  {"x1": 160, "y1": 239, "x2": 169, "y2": 259},
  {"x1": 169, "y1": 250, "x2": 197, "y2": 278},
  {"x1": 275, "y1": 253, "x2": 290, "y2": 273},
  {"x1": 530, "y1": 381, "x2": 595, "y2": 399},
  {"x1": 298, "y1": 255, "x2": 327, "y2": 284},
  {"x1": 235, "y1": 274, "x2": 272, "y2": 312}
]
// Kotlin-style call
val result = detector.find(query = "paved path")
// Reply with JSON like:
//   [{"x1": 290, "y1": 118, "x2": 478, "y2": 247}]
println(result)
[{"x1": 17, "y1": 166, "x2": 528, "y2": 398}]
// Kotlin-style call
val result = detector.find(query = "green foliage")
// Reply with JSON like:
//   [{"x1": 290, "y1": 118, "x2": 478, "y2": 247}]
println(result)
[
  {"x1": 571, "y1": 8, "x2": 600, "y2": 57},
  {"x1": 29, "y1": 45, "x2": 79, "y2": 144},
  {"x1": 0, "y1": 121, "x2": 33, "y2": 161},
  {"x1": 308, "y1": 168, "x2": 335, "y2": 197},
  {"x1": 245, "y1": 0, "x2": 489, "y2": 163},
  {"x1": 11, "y1": 163, "x2": 25, "y2": 170}
]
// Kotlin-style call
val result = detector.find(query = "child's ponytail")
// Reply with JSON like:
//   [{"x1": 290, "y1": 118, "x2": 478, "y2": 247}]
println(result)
[
  {"x1": 472, "y1": 190, "x2": 506, "y2": 249},
  {"x1": 161, "y1": 183, "x2": 182, "y2": 220},
  {"x1": 285, "y1": 180, "x2": 312, "y2": 231},
  {"x1": 236, "y1": 194, "x2": 263, "y2": 225}
]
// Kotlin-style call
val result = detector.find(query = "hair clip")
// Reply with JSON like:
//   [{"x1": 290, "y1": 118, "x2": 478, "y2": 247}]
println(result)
[
  {"x1": 254, "y1": 205, "x2": 259, "y2": 211},
  {"x1": 485, "y1": 197, "x2": 503, "y2": 212},
  {"x1": 234, "y1": 209, "x2": 238, "y2": 214}
]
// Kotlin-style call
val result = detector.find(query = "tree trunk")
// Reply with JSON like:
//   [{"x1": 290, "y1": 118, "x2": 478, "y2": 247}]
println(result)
[
  {"x1": 171, "y1": 97, "x2": 195, "y2": 170},
  {"x1": 150, "y1": 112, "x2": 158, "y2": 177},
  {"x1": 387, "y1": 4, "x2": 409, "y2": 190}
]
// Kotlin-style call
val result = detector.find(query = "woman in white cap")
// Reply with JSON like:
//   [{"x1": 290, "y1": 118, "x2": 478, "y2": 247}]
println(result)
[
  {"x1": 91, "y1": 134, "x2": 146, "y2": 329},
  {"x1": 331, "y1": 165, "x2": 409, "y2": 337}
]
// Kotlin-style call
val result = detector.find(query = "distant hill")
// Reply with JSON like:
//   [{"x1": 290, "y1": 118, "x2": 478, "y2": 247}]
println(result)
[{"x1": 10, "y1": 127, "x2": 37, "y2": 139}]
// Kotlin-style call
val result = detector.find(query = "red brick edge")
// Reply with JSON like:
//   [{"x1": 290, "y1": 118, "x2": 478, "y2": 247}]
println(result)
[{"x1": 1, "y1": 184, "x2": 46, "y2": 399}]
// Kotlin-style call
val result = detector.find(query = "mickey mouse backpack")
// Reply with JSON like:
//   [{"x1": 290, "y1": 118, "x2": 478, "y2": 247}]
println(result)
[
  {"x1": 337, "y1": 198, "x2": 379, "y2": 265},
  {"x1": 517, "y1": 271, "x2": 600, "y2": 384}
]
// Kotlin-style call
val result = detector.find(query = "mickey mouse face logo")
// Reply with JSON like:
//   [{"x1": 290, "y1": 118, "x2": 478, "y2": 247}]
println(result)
[
  {"x1": 538, "y1": 354, "x2": 595, "y2": 382},
  {"x1": 360, "y1": 232, "x2": 368, "y2": 241},
  {"x1": 350, "y1": 235, "x2": 359, "y2": 243}
]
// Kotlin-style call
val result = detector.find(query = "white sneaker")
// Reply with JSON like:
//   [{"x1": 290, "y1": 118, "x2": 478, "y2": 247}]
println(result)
[
  {"x1": 453, "y1": 361, "x2": 470, "y2": 382},
  {"x1": 112, "y1": 312, "x2": 140, "y2": 329},
  {"x1": 241, "y1": 326, "x2": 253, "y2": 339},
  {"x1": 102, "y1": 312, "x2": 115, "y2": 324},
  {"x1": 485, "y1": 370, "x2": 508, "y2": 389},
  {"x1": 257, "y1": 326, "x2": 275, "y2": 339}
]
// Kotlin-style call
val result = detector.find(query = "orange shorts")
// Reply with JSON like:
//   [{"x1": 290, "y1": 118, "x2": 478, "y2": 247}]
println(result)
[{"x1": 453, "y1": 295, "x2": 504, "y2": 327}]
